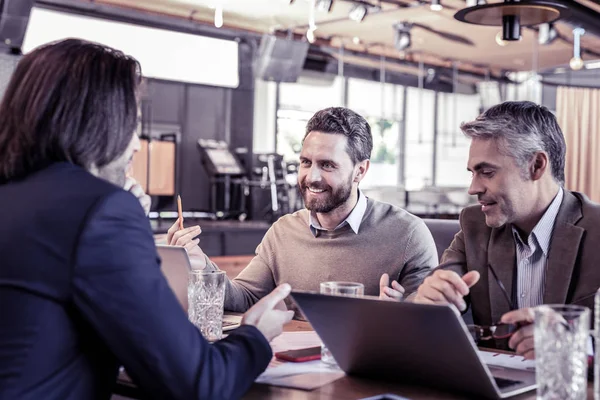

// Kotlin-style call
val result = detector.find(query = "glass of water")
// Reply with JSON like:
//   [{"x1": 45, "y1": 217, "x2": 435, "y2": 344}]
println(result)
[
  {"x1": 319, "y1": 281, "x2": 364, "y2": 366},
  {"x1": 534, "y1": 304, "x2": 590, "y2": 400},
  {"x1": 188, "y1": 270, "x2": 226, "y2": 342}
]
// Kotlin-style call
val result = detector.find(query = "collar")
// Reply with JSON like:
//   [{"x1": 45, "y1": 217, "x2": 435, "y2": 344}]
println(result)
[
  {"x1": 308, "y1": 189, "x2": 367, "y2": 237},
  {"x1": 512, "y1": 187, "x2": 564, "y2": 256}
]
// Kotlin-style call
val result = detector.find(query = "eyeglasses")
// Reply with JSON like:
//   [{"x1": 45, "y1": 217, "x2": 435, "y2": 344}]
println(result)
[{"x1": 465, "y1": 263, "x2": 519, "y2": 343}]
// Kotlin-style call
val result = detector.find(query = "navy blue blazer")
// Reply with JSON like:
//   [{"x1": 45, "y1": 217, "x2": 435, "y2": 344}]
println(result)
[{"x1": 0, "y1": 163, "x2": 272, "y2": 400}]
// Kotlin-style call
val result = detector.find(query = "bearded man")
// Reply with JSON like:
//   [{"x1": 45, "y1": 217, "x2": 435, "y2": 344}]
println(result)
[{"x1": 169, "y1": 107, "x2": 438, "y2": 313}]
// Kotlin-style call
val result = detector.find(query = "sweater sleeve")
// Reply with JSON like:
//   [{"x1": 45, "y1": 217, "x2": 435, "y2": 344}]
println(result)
[
  {"x1": 398, "y1": 219, "x2": 439, "y2": 297},
  {"x1": 224, "y1": 233, "x2": 277, "y2": 312}
]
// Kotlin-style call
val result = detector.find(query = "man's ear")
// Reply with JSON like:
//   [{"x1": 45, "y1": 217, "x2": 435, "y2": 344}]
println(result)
[
  {"x1": 530, "y1": 152, "x2": 548, "y2": 181},
  {"x1": 354, "y1": 160, "x2": 370, "y2": 183}
]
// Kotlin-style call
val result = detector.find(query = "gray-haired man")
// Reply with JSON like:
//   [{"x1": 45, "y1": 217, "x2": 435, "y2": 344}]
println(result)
[{"x1": 413, "y1": 101, "x2": 600, "y2": 359}]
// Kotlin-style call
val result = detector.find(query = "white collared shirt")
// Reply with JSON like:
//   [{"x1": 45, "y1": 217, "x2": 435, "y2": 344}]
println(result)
[
  {"x1": 308, "y1": 189, "x2": 367, "y2": 237},
  {"x1": 512, "y1": 187, "x2": 564, "y2": 308}
]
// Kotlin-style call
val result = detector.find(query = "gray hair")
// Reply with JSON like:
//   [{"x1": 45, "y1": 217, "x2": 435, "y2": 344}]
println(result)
[
  {"x1": 460, "y1": 101, "x2": 566, "y2": 185},
  {"x1": 304, "y1": 107, "x2": 373, "y2": 165}
]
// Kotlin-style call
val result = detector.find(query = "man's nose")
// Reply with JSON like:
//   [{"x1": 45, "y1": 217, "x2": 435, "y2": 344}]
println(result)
[
  {"x1": 468, "y1": 176, "x2": 483, "y2": 196},
  {"x1": 308, "y1": 165, "x2": 321, "y2": 182}
]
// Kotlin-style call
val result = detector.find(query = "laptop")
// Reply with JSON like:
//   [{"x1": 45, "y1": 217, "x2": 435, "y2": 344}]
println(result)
[
  {"x1": 291, "y1": 291, "x2": 536, "y2": 399},
  {"x1": 156, "y1": 245, "x2": 241, "y2": 331}
]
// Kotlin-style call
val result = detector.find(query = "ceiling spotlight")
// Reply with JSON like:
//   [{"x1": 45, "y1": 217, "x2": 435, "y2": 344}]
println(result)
[
  {"x1": 430, "y1": 0, "x2": 443, "y2": 11},
  {"x1": 538, "y1": 23, "x2": 557, "y2": 45},
  {"x1": 393, "y1": 22, "x2": 412, "y2": 51},
  {"x1": 349, "y1": 4, "x2": 367, "y2": 22},
  {"x1": 214, "y1": 5, "x2": 223, "y2": 28},
  {"x1": 316, "y1": 0, "x2": 333, "y2": 12},
  {"x1": 570, "y1": 27, "x2": 585, "y2": 71},
  {"x1": 307, "y1": 27, "x2": 316, "y2": 43},
  {"x1": 352, "y1": 36, "x2": 361, "y2": 45}
]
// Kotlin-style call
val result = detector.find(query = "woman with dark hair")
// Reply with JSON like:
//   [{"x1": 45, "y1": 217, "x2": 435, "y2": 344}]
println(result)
[{"x1": 0, "y1": 38, "x2": 292, "y2": 400}]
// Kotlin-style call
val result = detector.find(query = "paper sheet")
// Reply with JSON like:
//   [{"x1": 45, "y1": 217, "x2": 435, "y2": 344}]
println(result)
[
  {"x1": 256, "y1": 331, "x2": 345, "y2": 390},
  {"x1": 478, "y1": 350, "x2": 536, "y2": 371}
]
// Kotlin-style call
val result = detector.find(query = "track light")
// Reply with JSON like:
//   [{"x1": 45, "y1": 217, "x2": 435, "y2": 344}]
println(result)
[
  {"x1": 570, "y1": 27, "x2": 585, "y2": 71},
  {"x1": 316, "y1": 0, "x2": 333, "y2": 12},
  {"x1": 430, "y1": 0, "x2": 443, "y2": 11},
  {"x1": 349, "y1": 4, "x2": 367, "y2": 22},
  {"x1": 393, "y1": 22, "x2": 412, "y2": 51},
  {"x1": 538, "y1": 23, "x2": 557, "y2": 45}
]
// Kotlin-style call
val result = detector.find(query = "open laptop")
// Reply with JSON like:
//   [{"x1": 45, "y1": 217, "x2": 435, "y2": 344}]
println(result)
[
  {"x1": 291, "y1": 291, "x2": 536, "y2": 399},
  {"x1": 156, "y1": 245, "x2": 241, "y2": 331}
]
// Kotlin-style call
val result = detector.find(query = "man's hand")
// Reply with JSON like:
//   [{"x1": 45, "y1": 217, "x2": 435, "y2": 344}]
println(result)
[
  {"x1": 502, "y1": 308, "x2": 535, "y2": 360},
  {"x1": 242, "y1": 284, "x2": 294, "y2": 342},
  {"x1": 379, "y1": 273, "x2": 405, "y2": 301},
  {"x1": 167, "y1": 218, "x2": 207, "y2": 270},
  {"x1": 413, "y1": 269, "x2": 480, "y2": 312},
  {"x1": 124, "y1": 176, "x2": 151, "y2": 216}
]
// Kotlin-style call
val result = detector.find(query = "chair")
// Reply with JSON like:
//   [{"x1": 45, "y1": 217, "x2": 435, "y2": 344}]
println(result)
[{"x1": 422, "y1": 218, "x2": 461, "y2": 262}]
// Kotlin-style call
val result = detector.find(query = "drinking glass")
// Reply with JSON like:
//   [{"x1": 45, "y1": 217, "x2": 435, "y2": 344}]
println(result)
[
  {"x1": 319, "y1": 281, "x2": 364, "y2": 366},
  {"x1": 188, "y1": 270, "x2": 226, "y2": 342},
  {"x1": 534, "y1": 304, "x2": 589, "y2": 400}
]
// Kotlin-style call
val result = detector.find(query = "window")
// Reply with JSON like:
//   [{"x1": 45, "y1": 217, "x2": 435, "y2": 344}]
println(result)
[
  {"x1": 347, "y1": 78, "x2": 403, "y2": 188},
  {"x1": 23, "y1": 8, "x2": 239, "y2": 87}
]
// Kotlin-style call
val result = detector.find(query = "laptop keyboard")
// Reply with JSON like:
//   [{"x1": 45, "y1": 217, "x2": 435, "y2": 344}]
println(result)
[{"x1": 494, "y1": 376, "x2": 523, "y2": 389}]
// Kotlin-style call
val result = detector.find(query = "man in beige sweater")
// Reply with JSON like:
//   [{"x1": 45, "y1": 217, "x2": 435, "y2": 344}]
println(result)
[{"x1": 169, "y1": 107, "x2": 438, "y2": 312}]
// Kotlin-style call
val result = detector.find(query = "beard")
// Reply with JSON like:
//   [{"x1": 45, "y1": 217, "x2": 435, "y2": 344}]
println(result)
[{"x1": 300, "y1": 174, "x2": 354, "y2": 213}]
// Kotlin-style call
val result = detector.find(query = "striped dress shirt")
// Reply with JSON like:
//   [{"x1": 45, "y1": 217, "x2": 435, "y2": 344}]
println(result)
[{"x1": 511, "y1": 188, "x2": 564, "y2": 309}]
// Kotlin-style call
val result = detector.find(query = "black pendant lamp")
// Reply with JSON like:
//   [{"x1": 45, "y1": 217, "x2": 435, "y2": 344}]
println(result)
[{"x1": 454, "y1": 0, "x2": 570, "y2": 41}]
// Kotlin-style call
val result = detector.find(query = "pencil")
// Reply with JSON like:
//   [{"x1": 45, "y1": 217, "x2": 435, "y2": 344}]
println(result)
[{"x1": 177, "y1": 194, "x2": 184, "y2": 230}]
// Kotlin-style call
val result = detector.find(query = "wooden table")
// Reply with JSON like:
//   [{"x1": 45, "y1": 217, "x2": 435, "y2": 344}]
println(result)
[{"x1": 116, "y1": 255, "x2": 594, "y2": 399}]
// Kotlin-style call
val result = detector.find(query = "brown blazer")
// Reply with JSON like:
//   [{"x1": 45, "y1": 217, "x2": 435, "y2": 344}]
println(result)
[{"x1": 441, "y1": 190, "x2": 600, "y2": 326}]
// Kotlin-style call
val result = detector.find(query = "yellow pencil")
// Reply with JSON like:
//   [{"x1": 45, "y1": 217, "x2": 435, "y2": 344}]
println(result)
[{"x1": 177, "y1": 194, "x2": 184, "y2": 230}]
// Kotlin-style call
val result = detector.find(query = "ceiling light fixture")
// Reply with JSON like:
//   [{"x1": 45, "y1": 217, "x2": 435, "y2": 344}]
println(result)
[
  {"x1": 316, "y1": 0, "x2": 333, "y2": 12},
  {"x1": 307, "y1": 0, "x2": 317, "y2": 43},
  {"x1": 430, "y1": 0, "x2": 443, "y2": 11},
  {"x1": 570, "y1": 27, "x2": 585, "y2": 71},
  {"x1": 454, "y1": 0, "x2": 570, "y2": 42},
  {"x1": 393, "y1": 22, "x2": 412, "y2": 52},
  {"x1": 349, "y1": 4, "x2": 368, "y2": 22},
  {"x1": 214, "y1": 5, "x2": 223, "y2": 28},
  {"x1": 538, "y1": 22, "x2": 557, "y2": 45}
]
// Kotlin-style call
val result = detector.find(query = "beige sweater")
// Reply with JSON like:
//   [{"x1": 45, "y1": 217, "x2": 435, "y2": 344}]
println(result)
[{"x1": 214, "y1": 198, "x2": 438, "y2": 312}]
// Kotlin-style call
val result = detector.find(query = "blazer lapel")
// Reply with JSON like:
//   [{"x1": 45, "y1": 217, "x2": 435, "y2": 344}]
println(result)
[
  {"x1": 487, "y1": 226, "x2": 516, "y2": 323},
  {"x1": 544, "y1": 191, "x2": 584, "y2": 304}
]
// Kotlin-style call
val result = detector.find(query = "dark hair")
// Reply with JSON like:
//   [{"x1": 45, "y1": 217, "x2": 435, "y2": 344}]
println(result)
[
  {"x1": 0, "y1": 38, "x2": 141, "y2": 183},
  {"x1": 460, "y1": 101, "x2": 566, "y2": 185},
  {"x1": 304, "y1": 107, "x2": 373, "y2": 165}
]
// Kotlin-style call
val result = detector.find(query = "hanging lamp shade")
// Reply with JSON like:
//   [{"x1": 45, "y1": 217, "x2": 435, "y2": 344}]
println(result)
[{"x1": 454, "y1": 1, "x2": 570, "y2": 40}]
